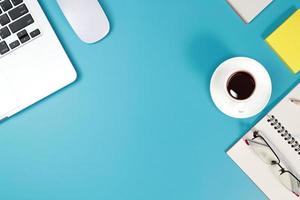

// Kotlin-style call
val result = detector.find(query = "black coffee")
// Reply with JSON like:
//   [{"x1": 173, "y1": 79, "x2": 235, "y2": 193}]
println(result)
[{"x1": 227, "y1": 71, "x2": 255, "y2": 100}]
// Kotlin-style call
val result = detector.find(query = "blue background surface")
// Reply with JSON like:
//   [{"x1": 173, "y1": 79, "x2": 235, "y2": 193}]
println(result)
[{"x1": 1, "y1": 0, "x2": 300, "y2": 199}]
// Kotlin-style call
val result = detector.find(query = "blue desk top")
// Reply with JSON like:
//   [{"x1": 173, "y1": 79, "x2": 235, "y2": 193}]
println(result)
[{"x1": 1, "y1": 0, "x2": 300, "y2": 199}]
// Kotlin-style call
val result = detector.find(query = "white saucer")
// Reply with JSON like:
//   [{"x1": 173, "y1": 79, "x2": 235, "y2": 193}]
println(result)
[{"x1": 210, "y1": 57, "x2": 272, "y2": 118}]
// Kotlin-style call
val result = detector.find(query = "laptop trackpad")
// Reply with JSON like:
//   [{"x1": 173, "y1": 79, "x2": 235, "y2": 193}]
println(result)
[{"x1": 0, "y1": 73, "x2": 19, "y2": 119}]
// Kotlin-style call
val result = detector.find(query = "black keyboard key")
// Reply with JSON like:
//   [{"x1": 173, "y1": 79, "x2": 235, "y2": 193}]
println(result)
[
  {"x1": 17, "y1": 29, "x2": 29, "y2": 43},
  {"x1": 30, "y1": 29, "x2": 40, "y2": 38},
  {"x1": 8, "y1": 4, "x2": 28, "y2": 20},
  {"x1": 0, "y1": 27, "x2": 11, "y2": 39},
  {"x1": 11, "y1": 0, "x2": 23, "y2": 6},
  {"x1": 0, "y1": 41, "x2": 9, "y2": 55},
  {"x1": 0, "y1": 14, "x2": 10, "y2": 26},
  {"x1": 0, "y1": 0, "x2": 13, "y2": 11},
  {"x1": 9, "y1": 14, "x2": 34, "y2": 33},
  {"x1": 9, "y1": 40, "x2": 20, "y2": 49}
]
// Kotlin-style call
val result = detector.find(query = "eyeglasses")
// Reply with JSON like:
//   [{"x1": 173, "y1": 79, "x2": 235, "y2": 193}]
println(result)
[{"x1": 245, "y1": 130, "x2": 300, "y2": 197}]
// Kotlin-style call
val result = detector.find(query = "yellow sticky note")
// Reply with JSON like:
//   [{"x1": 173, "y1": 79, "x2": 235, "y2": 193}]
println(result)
[{"x1": 265, "y1": 9, "x2": 300, "y2": 74}]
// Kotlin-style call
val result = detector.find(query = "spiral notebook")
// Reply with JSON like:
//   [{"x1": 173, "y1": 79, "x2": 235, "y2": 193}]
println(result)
[{"x1": 227, "y1": 83, "x2": 300, "y2": 200}]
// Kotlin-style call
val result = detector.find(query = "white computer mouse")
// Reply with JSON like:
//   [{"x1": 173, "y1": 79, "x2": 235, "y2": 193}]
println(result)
[{"x1": 57, "y1": 0, "x2": 110, "y2": 43}]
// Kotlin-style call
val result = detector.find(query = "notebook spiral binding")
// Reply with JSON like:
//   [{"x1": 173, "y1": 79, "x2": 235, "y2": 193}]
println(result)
[{"x1": 267, "y1": 115, "x2": 300, "y2": 155}]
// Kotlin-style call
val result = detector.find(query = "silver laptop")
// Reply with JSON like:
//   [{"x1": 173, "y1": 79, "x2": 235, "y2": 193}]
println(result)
[{"x1": 0, "y1": 0, "x2": 77, "y2": 121}]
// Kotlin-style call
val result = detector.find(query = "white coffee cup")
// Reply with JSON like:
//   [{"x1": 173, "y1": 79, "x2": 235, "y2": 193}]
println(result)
[
  {"x1": 210, "y1": 57, "x2": 272, "y2": 118},
  {"x1": 225, "y1": 70, "x2": 257, "y2": 113}
]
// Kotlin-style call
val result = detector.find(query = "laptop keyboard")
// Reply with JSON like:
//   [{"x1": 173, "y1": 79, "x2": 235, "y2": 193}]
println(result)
[{"x1": 0, "y1": 0, "x2": 41, "y2": 56}]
